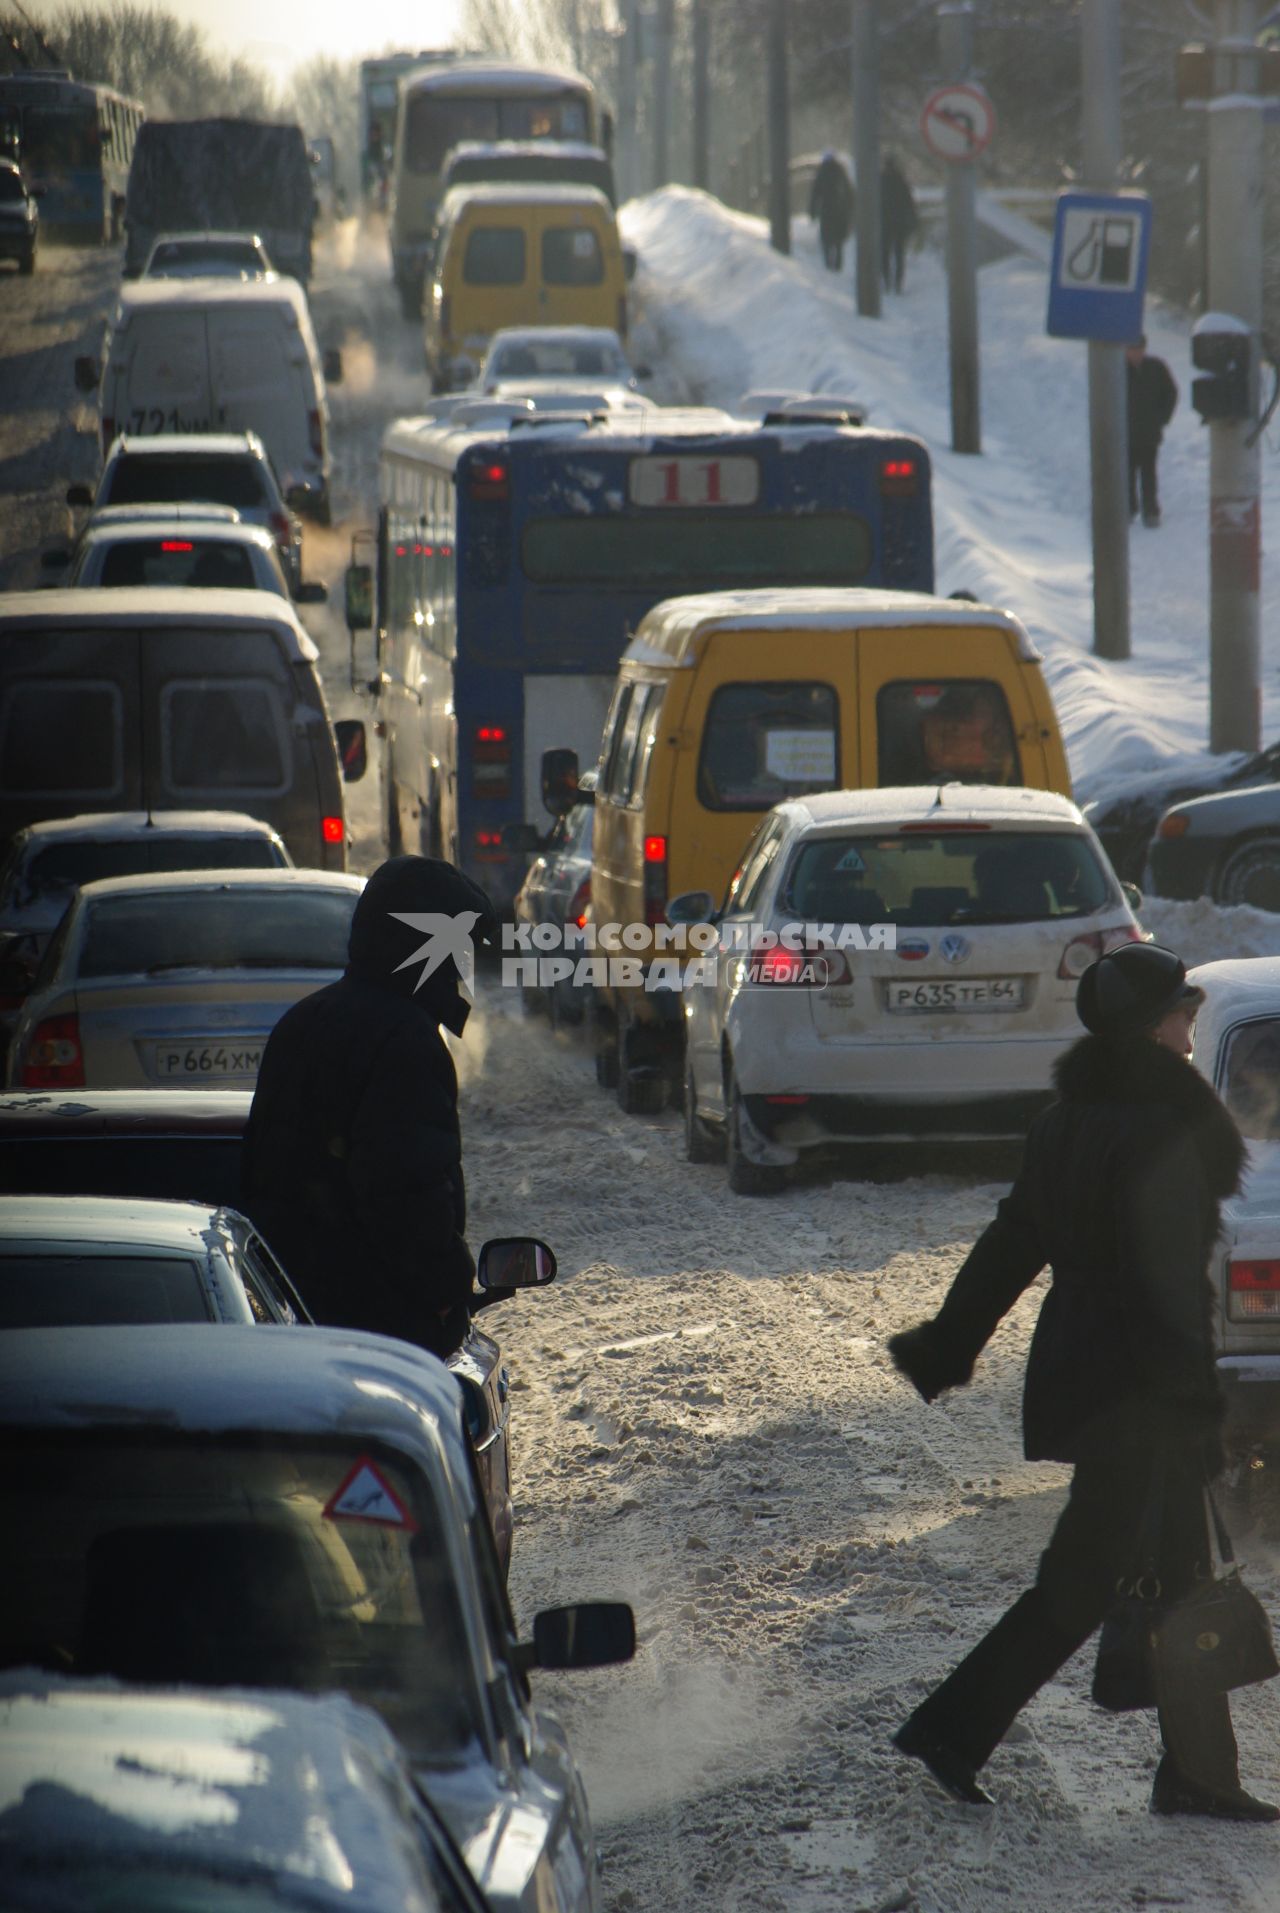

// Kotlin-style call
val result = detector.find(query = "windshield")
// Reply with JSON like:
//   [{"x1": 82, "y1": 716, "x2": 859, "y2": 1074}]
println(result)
[
  {"x1": 77, "y1": 888, "x2": 356, "y2": 977},
  {"x1": 0, "y1": 1436, "x2": 481, "y2": 1765},
  {"x1": 23, "y1": 836, "x2": 282, "y2": 900},
  {"x1": 21, "y1": 102, "x2": 99, "y2": 170},
  {"x1": 406, "y1": 89, "x2": 591, "y2": 173},
  {"x1": 781, "y1": 830, "x2": 1113, "y2": 927},
  {"x1": 1221, "y1": 1017, "x2": 1280, "y2": 1142},
  {"x1": 105, "y1": 457, "x2": 269, "y2": 511},
  {"x1": 0, "y1": 1253, "x2": 208, "y2": 1327}
]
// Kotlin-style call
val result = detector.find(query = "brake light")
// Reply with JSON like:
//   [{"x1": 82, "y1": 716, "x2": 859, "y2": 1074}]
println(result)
[
  {"x1": 161, "y1": 539, "x2": 193, "y2": 552},
  {"x1": 467, "y1": 456, "x2": 509, "y2": 502},
  {"x1": 268, "y1": 511, "x2": 292, "y2": 551},
  {"x1": 643, "y1": 833, "x2": 667, "y2": 928},
  {"x1": 1158, "y1": 813, "x2": 1190, "y2": 840},
  {"x1": 880, "y1": 456, "x2": 919, "y2": 497},
  {"x1": 476, "y1": 725, "x2": 506, "y2": 743},
  {"x1": 473, "y1": 722, "x2": 512, "y2": 799},
  {"x1": 475, "y1": 827, "x2": 504, "y2": 862},
  {"x1": 1230, "y1": 1258, "x2": 1280, "y2": 1319},
  {"x1": 1057, "y1": 923, "x2": 1142, "y2": 980},
  {"x1": 308, "y1": 408, "x2": 324, "y2": 459},
  {"x1": 22, "y1": 1012, "x2": 84, "y2": 1089},
  {"x1": 568, "y1": 877, "x2": 590, "y2": 931},
  {"x1": 747, "y1": 944, "x2": 851, "y2": 986},
  {"x1": 321, "y1": 816, "x2": 344, "y2": 844}
]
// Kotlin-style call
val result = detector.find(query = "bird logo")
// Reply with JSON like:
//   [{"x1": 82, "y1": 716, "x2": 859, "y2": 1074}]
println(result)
[{"x1": 387, "y1": 910, "x2": 480, "y2": 995}]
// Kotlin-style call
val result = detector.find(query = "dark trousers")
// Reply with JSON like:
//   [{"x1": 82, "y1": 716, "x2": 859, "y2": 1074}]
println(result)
[
  {"x1": 1129, "y1": 446, "x2": 1160, "y2": 519},
  {"x1": 882, "y1": 233, "x2": 906, "y2": 292},
  {"x1": 822, "y1": 236, "x2": 844, "y2": 271},
  {"x1": 902, "y1": 1439, "x2": 1239, "y2": 1790}
]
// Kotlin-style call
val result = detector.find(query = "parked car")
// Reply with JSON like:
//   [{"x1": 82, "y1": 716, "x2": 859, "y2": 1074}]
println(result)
[
  {"x1": 0, "y1": 809, "x2": 292, "y2": 1046},
  {"x1": 1083, "y1": 740, "x2": 1280, "y2": 886},
  {"x1": 0, "y1": 155, "x2": 37, "y2": 274},
  {"x1": 142, "y1": 227, "x2": 275, "y2": 278},
  {"x1": 478, "y1": 324, "x2": 643, "y2": 392},
  {"x1": 0, "y1": 1675, "x2": 491, "y2": 1913},
  {"x1": 6, "y1": 867, "x2": 364, "y2": 1092},
  {"x1": 65, "y1": 432, "x2": 304, "y2": 589},
  {"x1": 0, "y1": 1324, "x2": 636, "y2": 1912},
  {"x1": 675, "y1": 784, "x2": 1145, "y2": 1193},
  {"x1": 1146, "y1": 785, "x2": 1280, "y2": 913},
  {"x1": 62, "y1": 516, "x2": 315, "y2": 599},
  {"x1": 511, "y1": 768, "x2": 594, "y2": 1026}
]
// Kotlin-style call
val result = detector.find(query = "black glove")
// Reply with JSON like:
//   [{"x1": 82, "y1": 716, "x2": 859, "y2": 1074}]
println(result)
[{"x1": 888, "y1": 1319, "x2": 976, "y2": 1404}]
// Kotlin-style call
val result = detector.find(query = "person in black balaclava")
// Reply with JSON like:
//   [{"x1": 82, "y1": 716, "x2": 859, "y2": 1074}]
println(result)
[{"x1": 243, "y1": 856, "x2": 498, "y2": 1359}]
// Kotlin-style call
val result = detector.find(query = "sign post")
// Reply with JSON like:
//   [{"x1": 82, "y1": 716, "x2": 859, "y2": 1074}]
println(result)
[{"x1": 921, "y1": 13, "x2": 994, "y2": 456}]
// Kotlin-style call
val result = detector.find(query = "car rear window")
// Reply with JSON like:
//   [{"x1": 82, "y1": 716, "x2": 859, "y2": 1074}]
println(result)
[
  {"x1": 462, "y1": 225, "x2": 525, "y2": 286},
  {"x1": 0, "y1": 1254, "x2": 208, "y2": 1327},
  {"x1": 151, "y1": 241, "x2": 262, "y2": 272},
  {"x1": 0, "y1": 681, "x2": 122, "y2": 797},
  {"x1": 1221, "y1": 1018, "x2": 1280, "y2": 1142},
  {"x1": 877, "y1": 680, "x2": 1021, "y2": 787},
  {"x1": 782, "y1": 829, "x2": 1112, "y2": 927},
  {"x1": 698, "y1": 683, "x2": 839, "y2": 811},
  {"x1": 26, "y1": 836, "x2": 284, "y2": 897},
  {"x1": 105, "y1": 456, "x2": 269, "y2": 510},
  {"x1": 161, "y1": 680, "x2": 289, "y2": 795},
  {"x1": 98, "y1": 539, "x2": 258, "y2": 590},
  {"x1": 77, "y1": 887, "x2": 356, "y2": 977},
  {"x1": 541, "y1": 225, "x2": 604, "y2": 285}
]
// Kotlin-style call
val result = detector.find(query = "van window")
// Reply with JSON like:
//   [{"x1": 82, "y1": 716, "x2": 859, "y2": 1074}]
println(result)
[
  {"x1": 463, "y1": 227, "x2": 526, "y2": 286},
  {"x1": 161, "y1": 680, "x2": 290, "y2": 795},
  {"x1": 629, "y1": 685, "x2": 665, "y2": 803},
  {"x1": 0, "y1": 681, "x2": 122, "y2": 797},
  {"x1": 877, "y1": 680, "x2": 1021, "y2": 787},
  {"x1": 99, "y1": 540, "x2": 257, "y2": 590},
  {"x1": 697, "y1": 683, "x2": 838, "y2": 812},
  {"x1": 599, "y1": 683, "x2": 634, "y2": 797},
  {"x1": 542, "y1": 225, "x2": 604, "y2": 286},
  {"x1": 106, "y1": 455, "x2": 269, "y2": 511}
]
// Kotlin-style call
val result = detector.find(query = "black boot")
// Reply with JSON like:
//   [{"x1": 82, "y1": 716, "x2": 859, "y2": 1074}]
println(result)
[
  {"x1": 892, "y1": 1718, "x2": 995, "y2": 1807},
  {"x1": 1151, "y1": 1756, "x2": 1279, "y2": 1823}
]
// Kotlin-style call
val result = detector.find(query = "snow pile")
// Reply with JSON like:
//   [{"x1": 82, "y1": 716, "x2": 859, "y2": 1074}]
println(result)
[{"x1": 621, "y1": 187, "x2": 1280, "y2": 810}]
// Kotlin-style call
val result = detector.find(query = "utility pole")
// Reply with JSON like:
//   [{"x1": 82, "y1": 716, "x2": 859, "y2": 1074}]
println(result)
[
  {"x1": 1081, "y1": 0, "x2": 1130, "y2": 661},
  {"x1": 1206, "y1": 0, "x2": 1263, "y2": 751},
  {"x1": 768, "y1": 0, "x2": 791, "y2": 253},
  {"x1": 939, "y1": 3, "x2": 980, "y2": 452},
  {"x1": 692, "y1": 0, "x2": 711, "y2": 192},
  {"x1": 851, "y1": 0, "x2": 882, "y2": 317},
  {"x1": 652, "y1": 0, "x2": 674, "y2": 192},
  {"x1": 616, "y1": 0, "x2": 639, "y2": 205}
]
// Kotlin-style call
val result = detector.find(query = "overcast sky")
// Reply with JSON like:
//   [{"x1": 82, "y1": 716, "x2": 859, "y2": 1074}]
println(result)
[{"x1": 155, "y1": 0, "x2": 465, "y2": 82}]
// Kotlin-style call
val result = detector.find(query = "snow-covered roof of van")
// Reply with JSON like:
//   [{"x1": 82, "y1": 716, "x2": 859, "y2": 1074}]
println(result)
[
  {"x1": 438, "y1": 180, "x2": 611, "y2": 215},
  {"x1": 401, "y1": 59, "x2": 590, "y2": 96},
  {"x1": 782, "y1": 786, "x2": 1084, "y2": 829},
  {"x1": 115, "y1": 275, "x2": 311, "y2": 318},
  {"x1": 381, "y1": 403, "x2": 893, "y2": 462},
  {"x1": 623, "y1": 589, "x2": 1040, "y2": 668},
  {"x1": 0, "y1": 588, "x2": 318, "y2": 662},
  {"x1": 105, "y1": 432, "x2": 267, "y2": 457},
  {"x1": 446, "y1": 138, "x2": 608, "y2": 165}
]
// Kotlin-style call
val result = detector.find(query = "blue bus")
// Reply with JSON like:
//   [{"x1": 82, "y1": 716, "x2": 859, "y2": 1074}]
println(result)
[
  {"x1": 373, "y1": 402, "x2": 932, "y2": 907},
  {"x1": 0, "y1": 71, "x2": 143, "y2": 241}
]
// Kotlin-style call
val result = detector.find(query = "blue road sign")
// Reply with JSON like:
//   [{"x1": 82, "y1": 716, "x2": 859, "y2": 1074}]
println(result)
[{"x1": 1046, "y1": 191, "x2": 1152, "y2": 343}]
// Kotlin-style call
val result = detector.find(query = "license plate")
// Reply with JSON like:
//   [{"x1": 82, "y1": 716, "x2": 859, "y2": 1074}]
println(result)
[
  {"x1": 126, "y1": 409, "x2": 212, "y2": 435},
  {"x1": 153, "y1": 1041, "x2": 263, "y2": 1078},
  {"x1": 884, "y1": 976, "x2": 1025, "y2": 1014}
]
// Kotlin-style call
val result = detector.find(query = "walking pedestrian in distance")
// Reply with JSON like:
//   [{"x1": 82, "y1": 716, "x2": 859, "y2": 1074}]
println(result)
[
  {"x1": 888, "y1": 942, "x2": 1278, "y2": 1820},
  {"x1": 880, "y1": 153, "x2": 917, "y2": 293},
  {"x1": 1126, "y1": 335, "x2": 1178, "y2": 528},
  {"x1": 809, "y1": 149, "x2": 853, "y2": 272}
]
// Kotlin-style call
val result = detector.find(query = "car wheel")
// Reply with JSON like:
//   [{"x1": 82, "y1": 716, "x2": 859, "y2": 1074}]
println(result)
[
  {"x1": 683, "y1": 1057, "x2": 722, "y2": 1163},
  {"x1": 1215, "y1": 836, "x2": 1280, "y2": 914},
  {"x1": 726, "y1": 1068, "x2": 785, "y2": 1196}
]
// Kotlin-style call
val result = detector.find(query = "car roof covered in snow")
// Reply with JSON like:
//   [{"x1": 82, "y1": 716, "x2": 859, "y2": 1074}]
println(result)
[
  {"x1": 13, "y1": 810, "x2": 284, "y2": 845},
  {"x1": 776, "y1": 785, "x2": 1086, "y2": 833},
  {"x1": 74, "y1": 516, "x2": 279, "y2": 551},
  {"x1": 0, "y1": 1673, "x2": 455, "y2": 1913},
  {"x1": 113, "y1": 274, "x2": 311, "y2": 320},
  {"x1": 70, "y1": 865, "x2": 362, "y2": 904},
  {"x1": 623, "y1": 588, "x2": 1040, "y2": 668},
  {"x1": 1189, "y1": 956, "x2": 1280, "y2": 1067},
  {"x1": 0, "y1": 588, "x2": 319, "y2": 662},
  {"x1": 0, "y1": 1192, "x2": 244, "y2": 1254},
  {"x1": 437, "y1": 180, "x2": 612, "y2": 220}
]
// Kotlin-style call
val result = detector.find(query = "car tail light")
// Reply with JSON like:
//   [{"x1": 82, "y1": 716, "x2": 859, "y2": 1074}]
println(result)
[
  {"x1": 308, "y1": 408, "x2": 324, "y2": 459},
  {"x1": 472, "y1": 723, "x2": 511, "y2": 798},
  {"x1": 161, "y1": 539, "x2": 193, "y2": 552},
  {"x1": 643, "y1": 834, "x2": 667, "y2": 929},
  {"x1": 1158, "y1": 813, "x2": 1190, "y2": 840},
  {"x1": 321, "y1": 815, "x2": 344, "y2": 844},
  {"x1": 467, "y1": 456, "x2": 509, "y2": 502},
  {"x1": 268, "y1": 510, "x2": 292, "y2": 552},
  {"x1": 880, "y1": 456, "x2": 919, "y2": 497},
  {"x1": 567, "y1": 877, "x2": 590, "y2": 931},
  {"x1": 747, "y1": 944, "x2": 851, "y2": 986},
  {"x1": 1057, "y1": 923, "x2": 1143, "y2": 980},
  {"x1": 22, "y1": 1012, "x2": 85, "y2": 1089},
  {"x1": 475, "y1": 827, "x2": 504, "y2": 862},
  {"x1": 1230, "y1": 1258, "x2": 1280, "y2": 1319}
]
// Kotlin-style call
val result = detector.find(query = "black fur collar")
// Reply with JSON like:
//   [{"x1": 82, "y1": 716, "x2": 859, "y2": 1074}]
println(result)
[{"x1": 1053, "y1": 1033, "x2": 1245, "y2": 1199}]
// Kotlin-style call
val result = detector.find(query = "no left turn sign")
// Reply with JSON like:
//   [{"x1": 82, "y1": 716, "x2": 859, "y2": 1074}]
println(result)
[{"x1": 920, "y1": 82, "x2": 996, "y2": 162}]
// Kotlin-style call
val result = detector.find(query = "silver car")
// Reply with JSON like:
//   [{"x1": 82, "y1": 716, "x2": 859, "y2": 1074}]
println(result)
[
  {"x1": 478, "y1": 325, "x2": 641, "y2": 391},
  {"x1": 65, "y1": 517, "x2": 296, "y2": 596},
  {"x1": 6, "y1": 867, "x2": 363, "y2": 1092},
  {"x1": 142, "y1": 228, "x2": 275, "y2": 278}
]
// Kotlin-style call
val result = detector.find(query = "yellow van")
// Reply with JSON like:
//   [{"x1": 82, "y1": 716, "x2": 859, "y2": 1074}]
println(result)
[
  {"x1": 425, "y1": 183, "x2": 627, "y2": 392},
  {"x1": 572, "y1": 587, "x2": 1071, "y2": 1108}
]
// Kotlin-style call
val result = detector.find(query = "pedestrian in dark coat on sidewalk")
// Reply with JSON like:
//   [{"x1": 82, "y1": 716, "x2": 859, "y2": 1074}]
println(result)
[
  {"x1": 809, "y1": 150, "x2": 853, "y2": 271},
  {"x1": 1126, "y1": 336, "x2": 1178, "y2": 527},
  {"x1": 880, "y1": 153, "x2": 917, "y2": 292},
  {"x1": 243, "y1": 855, "x2": 497, "y2": 1359},
  {"x1": 888, "y1": 941, "x2": 1277, "y2": 1821}
]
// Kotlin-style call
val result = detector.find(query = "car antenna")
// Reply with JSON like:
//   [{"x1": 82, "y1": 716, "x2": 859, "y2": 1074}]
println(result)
[{"x1": 931, "y1": 785, "x2": 945, "y2": 809}]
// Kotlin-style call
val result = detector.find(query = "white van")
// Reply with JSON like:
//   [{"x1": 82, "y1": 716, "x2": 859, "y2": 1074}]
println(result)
[{"x1": 84, "y1": 279, "x2": 342, "y2": 523}]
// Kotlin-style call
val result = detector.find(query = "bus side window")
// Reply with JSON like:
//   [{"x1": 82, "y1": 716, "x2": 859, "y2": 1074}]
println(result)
[{"x1": 599, "y1": 684, "x2": 634, "y2": 801}]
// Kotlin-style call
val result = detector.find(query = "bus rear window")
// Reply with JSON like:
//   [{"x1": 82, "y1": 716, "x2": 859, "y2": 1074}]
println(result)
[
  {"x1": 698, "y1": 683, "x2": 838, "y2": 811},
  {"x1": 542, "y1": 226, "x2": 603, "y2": 285},
  {"x1": 877, "y1": 680, "x2": 1020, "y2": 787},
  {"x1": 521, "y1": 513, "x2": 871, "y2": 588},
  {"x1": 463, "y1": 226, "x2": 526, "y2": 286}
]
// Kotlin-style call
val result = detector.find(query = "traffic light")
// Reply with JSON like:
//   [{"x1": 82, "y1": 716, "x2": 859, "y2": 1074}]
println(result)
[{"x1": 1191, "y1": 326, "x2": 1252, "y2": 423}]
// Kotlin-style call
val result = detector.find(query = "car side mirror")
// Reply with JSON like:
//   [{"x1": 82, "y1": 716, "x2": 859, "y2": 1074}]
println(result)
[
  {"x1": 73, "y1": 355, "x2": 99, "y2": 393},
  {"x1": 666, "y1": 889, "x2": 717, "y2": 926},
  {"x1": 501, "y1": 821, "x2": 541, "y2": 854},
  {"x1": 517, "y1": 1602, "x2": 636, "y2": 1675},
  {"x1": 323, "y1": 347, "x2": 343, "y2": 385},
  {"x1": 541, "y1": 747, "x2": 580, "y2": 817},
  {"x1": 1120, "y1": 880, "x2": 1143, "y2": 913},
  {"x1": 293, "y1": 579, "x2": 328, "y2": 604},
  {"x1": 623, "y1": 247, "x2": 638, "y2": 283},
  {"x1": 477, "y1": 1237, "x2": 557, "y2": 1290},
  {"x1": 344, "y1": 562, "x2": 373, "y2": 630},
  {"x1": 333, "y1": 717, "x2": 367, "y2": 783},
  {"x1": 65, "y1": 483, "x2": 93, "y2": 507},
  {"x1": 40, "y1": 547, "x2": 70, "y2": 570}
]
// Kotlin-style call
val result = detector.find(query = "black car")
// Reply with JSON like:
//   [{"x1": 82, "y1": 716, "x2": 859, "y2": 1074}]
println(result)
[
  {"x1": 511, "y1": 767, "x2": 595, "y2": 1028},
  {"x1": 1083, "y1": 739, "x2": 1280, "y2": 885},
  {"x1": 1147, "y1": 783, "x2": 1280, "y2": 912},
  {"x1": 0, "y1": 158, "x2": 37, "y2": 274}
]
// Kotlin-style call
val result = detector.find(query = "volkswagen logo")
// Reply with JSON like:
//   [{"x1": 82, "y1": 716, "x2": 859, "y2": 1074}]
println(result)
[{"x1": 940, "y1": 933, "x2": 971, "y2": 965}]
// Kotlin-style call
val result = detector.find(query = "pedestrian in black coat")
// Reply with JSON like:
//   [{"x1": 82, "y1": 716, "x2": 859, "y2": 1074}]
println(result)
[
  {"x1": 888, "y1": 941, "x2": 1278, "y2": 1821},
  {"x1": 1126, "y1": 335, "x2": 1178, "y2": 527},
  {"x1": 880, "y1": 154, "x2": 917, "y2": 293},
  {"x1": 809, "y1": 150, "x2": 853, "y2": 271},
  {"x1": 243, "y1": 855, "x2": 497, "y2": 1359}
]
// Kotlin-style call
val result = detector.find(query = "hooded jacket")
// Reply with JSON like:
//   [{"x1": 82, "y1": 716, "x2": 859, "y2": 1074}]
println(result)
[
  {"x1": 242, "y1": 857, "x2": 495, "y2": 1356},
  {"x1": 889, "y1": 1033, "x2": 1245, "y2": 1462}
]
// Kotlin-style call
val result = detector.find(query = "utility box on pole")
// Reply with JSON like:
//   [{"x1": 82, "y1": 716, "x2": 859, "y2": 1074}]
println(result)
[
  {"x1": 851, "y1": 0, "x2": 882, "y2": 318},
  {"x1": 768, "y1": 0, "x2": 791, "y2": 254}
]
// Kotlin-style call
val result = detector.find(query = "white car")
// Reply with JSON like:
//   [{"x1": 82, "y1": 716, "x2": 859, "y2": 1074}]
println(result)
[
  {"x1": 64, "y1": 516, "x2": 299, "y2": 597},
  {"x1": 477, "y1": 324, "x2": 645, "y2": 392},
  {"x1": 676, "y1": 785, "x2": 1145, "y2": 1193},
  {"x1": 1188, "y1": 957, "x2": 1280, "y2": 1463},
  {"x1": 141, "y1": 228, "x2": 275, "y2": 278},
  {"x1": 7, "y1": 868, "x2": 362, "y2": 1092}
]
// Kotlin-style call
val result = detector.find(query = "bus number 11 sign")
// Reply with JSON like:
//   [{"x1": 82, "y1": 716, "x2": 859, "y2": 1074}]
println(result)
[{"x1": 629, "y1": 455, "x2": 759, "y2": 507}]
